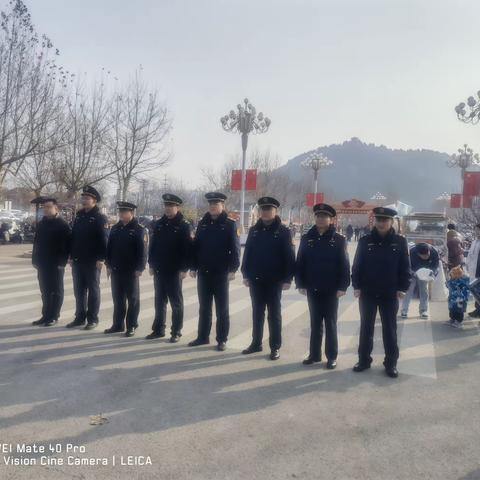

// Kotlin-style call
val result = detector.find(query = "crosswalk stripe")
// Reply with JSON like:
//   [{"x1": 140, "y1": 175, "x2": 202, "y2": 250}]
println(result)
[
  {"x1": 0, "y1": 274, "x2": 199, "y2": 302},
  {"x1": 228, "y1": 297, "x2": 309, "y2": 350},
  {"x1": 398, "y1": 301, "x2": 437, "y2": 379},
  {"x1": 0, "y1": 266, "x2": 37, "y2": 275}
]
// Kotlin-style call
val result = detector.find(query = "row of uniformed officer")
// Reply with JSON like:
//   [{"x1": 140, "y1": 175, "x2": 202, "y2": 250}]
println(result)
[
  {"x1": 31, "y1": 197, "x2": 71, "y2": 327},
  {"x1": 104, "y1": 201, "x2": 147, "y2": 336}
]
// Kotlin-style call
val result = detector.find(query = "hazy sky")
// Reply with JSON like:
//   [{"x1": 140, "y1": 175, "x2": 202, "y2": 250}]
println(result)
[{"x1": 26, "y1": 0, "x2": 480, "y2": 187}]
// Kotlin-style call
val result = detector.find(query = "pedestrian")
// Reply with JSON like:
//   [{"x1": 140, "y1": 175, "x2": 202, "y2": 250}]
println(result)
[
  {"x1": 146, "y1": 193, "x2": 192, "y2": 342},
  {"x1": 466, "y1": 223, "x2": 480, "y2": 318},
  {"x1": 31, "y1": 197, "x2": 71, "y2": 327},
  {"x1": 241, "y1": 197, "x2": 295, "y2": 360},
  {"x1": 354, "y1": 227, "x2": 360, "y2": 242},
  {"x1": 104, "y1": 202, "x2": 147, "y2": 337},
  {"x1": 346, "y1": 224, "x2": 354, "y2": 242},
  {"x1": 67, "y1": 186, "x2": 108, "y2": 330},
  {"x1": 188, "y1": 192, "x2": 240, "y2": 351},
  {"x1": 295, "y1": 203, "x2": 350, "y2": 368},
  {"x1": 400, "y1": 242, "x2": 440, "y2": 319},
  {"x1": 444, "y1": 265, "x2": 470, "y2": 329},
  {"x1": 351, "y1": 207, "x2": 411, "y2": 378},
  {"x1": 447, "y1": 223, "x2": 464, "y2": 268}
]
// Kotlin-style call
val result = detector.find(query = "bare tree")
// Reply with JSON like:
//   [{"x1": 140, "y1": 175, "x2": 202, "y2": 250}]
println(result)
[
  {"x1": 56, "y1": 79, "x2": 113, "y2": 200},
  {"x1": 106, "y1": 69, "x2": 172, "y2": 201},
  {"x1": 0, "y1": 0, "x2": 67, "y2": 184}
]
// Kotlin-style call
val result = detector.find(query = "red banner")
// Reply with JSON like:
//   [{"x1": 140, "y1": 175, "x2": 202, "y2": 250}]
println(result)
[
  {"x1": 306, "y1": 193, "x2": 324, "y2": 207},
  {"x1": 450, "y1": 194, "x2": 462, "y2": 209},
  {"x1": 231, "y1": 169, "x2": 257, "y2": 191},
  {"x1": 463, "y1": 172, "x2": 480, "y2": 197},
  {"x1": 464, "y1": 195, "x2": 473, "y2": 208}
]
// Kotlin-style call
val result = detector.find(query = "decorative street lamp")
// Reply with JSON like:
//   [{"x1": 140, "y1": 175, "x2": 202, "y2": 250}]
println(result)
[
  {"x1": 436, "y1": 192, "x2": 451, "y2": 201},
  {"x1": 221, "y1": 98, "x2": 271, "y2": 233},
  {"x1": 370, "y1": 192, "x2": 387, "y2": 201},
  {"x1": 447, "y1": 144, "x2": 480, "y2": 216},
  {"x1": 455, "y1": 93, "x2": 480, "y2": 124},
  {"x1": 436, "y1": 192, "x2": 450, "y2": 214},
  {"x1": 447, "y1": 144, "x2": 480, "y2": 180},
  {"x1": 370, "y1": 192, "x2": 386, "y2": 206},
  {"x1": 301, "y1": 151, "x2": 333, "y2": 199}
]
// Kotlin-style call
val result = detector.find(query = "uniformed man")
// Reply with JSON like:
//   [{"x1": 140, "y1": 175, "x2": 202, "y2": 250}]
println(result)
[
  {"x1": 67, "y1": 185, "x2": 108, "y2": 330},
  {"x1": 146, "y1": 193, "x2": 192, "y2": 342},
  {"x1": 189, "y1": 192, "x2": 240, "y2": 351},
  {"x1": 351, "y1": 207, "x2": 411, "y2": 378},
  {"x1": 241, "y1": 197, "x2": 295, "y2": 360},
  {"x1": 31, "y1": 197, "x2": 71, "y2": 327},
  {"x1": 105, "y1": 201, "x2": 147, "y2": 337},
  {"x1": 295, "y1": 203, "x2": 350, "y2": 368}
]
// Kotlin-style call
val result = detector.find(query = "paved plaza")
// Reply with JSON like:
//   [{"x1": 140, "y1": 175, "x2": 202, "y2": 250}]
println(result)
[{"x1": 0, "y1": 243, "x2": 479, "y2": 480}]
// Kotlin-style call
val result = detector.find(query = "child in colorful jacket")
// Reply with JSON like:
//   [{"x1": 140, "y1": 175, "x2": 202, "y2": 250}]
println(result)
[{"x1": 445, "y1": 265, "x2": 470, "y2": 329}]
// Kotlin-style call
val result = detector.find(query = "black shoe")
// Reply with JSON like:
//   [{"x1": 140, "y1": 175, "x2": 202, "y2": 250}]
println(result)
[
  {"x1": 302, "y1": 356, "x2": 321, "y2": 365},
  {"x1": 125, "y1": 327, "x2": 136, "y2": 337},
  {"x1": 217, "y1": 341, "x2": 227, "y2": 351},
  {"x1": 84, "y1": 322, "x2": 98, "y2": 330},
  {"x1": 270, "y1": 349, "x2": 280, "y2": 361},
  {"x1": 104, "y1": 326, "x2": 124, "y2": 334},
  {"x1": 353, "y1": 362, "x2": 371, "y2": 372},
  {"x1": 385, "y1": 366, "x2": 399, "y2": 378},
  {"x1": 43, "y1": 319, "x2": 58, "y2": 327},
  {"x1": 188, "y1": 338, "x2": 210, "y2": 347},
  {"x1": 66, "y1": 319, "x2": 85, "y2": 328},
  {"x1": 242, "y1": 344, "x2": 263, "y2": 355},
  {"x1": 326, "y1": 360, "x2": 337, "y2": 370},
  {"x1": 32, "y1": 318, "x2": 46, "y2": 326},
  {"x1": 169, "y1": 334, "x2": 181, "y2": 343},
  {"x1": 468, "y1": 310, "x2": 480, "y2": 318},
  {"x1": 145, "y1": 332, "x2": 164, "y2": 339}
]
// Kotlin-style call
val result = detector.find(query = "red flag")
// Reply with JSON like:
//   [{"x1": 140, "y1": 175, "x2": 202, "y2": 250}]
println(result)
[
  {"x1": 231, "y1": 169, "x2": 257, "y2": 191},
  {"x1": 450, "y1": 194, "x2": 462, "y2": 208},
  {"x1": 305, "y1": 193, "x2": 324, "y2": 207},
  {"x1": 463, "y1": 172, "x2": 480, "y2": 196}
]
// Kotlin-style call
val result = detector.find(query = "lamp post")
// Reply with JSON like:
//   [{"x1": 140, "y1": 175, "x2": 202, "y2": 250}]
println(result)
[
  {"x1": 221, "y1": 98, "x2": 271, "y2": 233},
  {"x1": 447, "y1": 144, "x2": 480, "y2": 216},
  {"x1": 436, "y1": 192, "x2": 450, "y2": 214},
  {"x1": 301, "y1": 151, "x2": 333, "y2": 199},
  {"x1": 455, "y1": 93, "x2": 480, "y2": 124},
  {"x1": 370, "y1": 192, "x2": 386, "y2": 206}
]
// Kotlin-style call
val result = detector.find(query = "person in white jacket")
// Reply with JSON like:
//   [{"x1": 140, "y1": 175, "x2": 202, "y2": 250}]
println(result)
[{"x1": 466, "y1": 224, "x2": 480, "y2": 318}]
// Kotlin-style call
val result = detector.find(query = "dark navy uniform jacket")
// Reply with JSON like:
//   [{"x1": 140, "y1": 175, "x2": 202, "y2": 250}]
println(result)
[
  {"x1": 32, "y1": 215, "x2": 71, "y2": 268},
  {"x1": 191, "y1": 211, "x2": 240, "y2": 274},
  {"x1": 106, "y1": 218, "x2": 147, "y2": 273},
  {"x1": 295, "y1": 225, "x2": 350, "y2": 293},
  {"x1": 148, "y1": 212, "x2": 192, "y2": 274},
  {"x1": 241, "y1": 216, "x2": 295, "y2": 284},
  {"x1": 352, "y1": 227, "x2": 411, "y2": 297},
  {"x1": 70, "y1": 206, "x2": 108, "y2": 264}
]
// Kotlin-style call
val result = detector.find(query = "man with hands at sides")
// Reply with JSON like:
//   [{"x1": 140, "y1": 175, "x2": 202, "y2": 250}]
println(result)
[
  {"x1": 188, "y1": 192, "x2": 240, "y2": 351},
  {"x1": 295, "y1": 203, "x2": 350, "y2": 369},
  {"x1": 66, "y1": 185, "x2": 108, "y2": 330},
  {"x1": 351, "y1": 207, "x2": 411, "y2": 378},
  {"x1": 241, "y1": 197, "x2": 295, "y2": 361},
  {"x1": 104, "y1": 202, "x2": 147, "y2": 337},
  {"x1": 146, "y1": 194, "x2": 192, "y2": 343}
]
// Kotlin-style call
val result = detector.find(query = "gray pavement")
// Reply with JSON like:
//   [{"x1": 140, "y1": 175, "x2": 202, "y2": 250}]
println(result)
[{"x1": 0, "y1": 243, "x2": 479, "y2": 480}]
